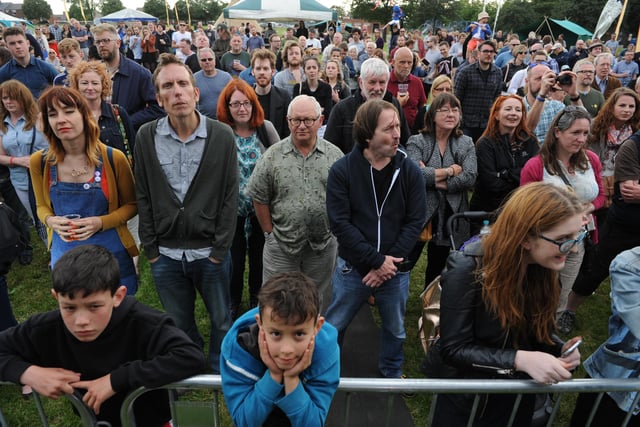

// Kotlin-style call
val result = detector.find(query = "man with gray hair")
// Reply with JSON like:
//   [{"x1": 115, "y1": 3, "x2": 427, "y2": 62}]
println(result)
[
  {"x1": 592, "y1": 52, "x2": 622, "y2": 99},
  {"x1": 194, "y1": 48, "x2": 232, "y2": 119},
  {"x1": 246, "y1": 95, "x2": 343, "y2": 295},
  {"x1": 325, "y1": 57, "x2": 410, "y2": 153}
]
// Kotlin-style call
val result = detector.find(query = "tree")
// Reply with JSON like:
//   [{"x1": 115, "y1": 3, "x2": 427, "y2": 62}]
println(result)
[
  {"x1": 100, "y1": 0, "x2": 125, "y2": 16},
  {"x1": 143, "y1": 0, "x2": 168, "y2": 21},
  {"x1": 23, "y1": 0, "x2": 52, "y2": 21},
  {"x1": 67, "y1": 0, "x2": 98, "y2": 22},
  {"x1": 350, "y1": 0, "x2": 392, "y2": 25}
]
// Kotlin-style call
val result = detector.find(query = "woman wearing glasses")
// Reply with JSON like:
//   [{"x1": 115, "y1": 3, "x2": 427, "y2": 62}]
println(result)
[
  {"x1": 470, "y1": 95, "x2": 539, "y2": 218},
  {"x1": 413, "y1": 76, "x2": 453, "y2": 135},
  {"x1": 520, "y1": 107, "x2": 604, "y2": 324},
  {"x1": 406, "y1": 92, "x2": 477, "y2": 286},
  {"x1": 557, "y1": 90, "x2": 640, "y2": 334},
  {"x1": 217, "y1": 79, "x2": 280, "y2": 319},
  {"x1": 423, "y1": 182, "x2": 583, "y2": 426}
]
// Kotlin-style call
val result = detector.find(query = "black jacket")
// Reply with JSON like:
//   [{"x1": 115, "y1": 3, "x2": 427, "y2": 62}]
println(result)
[
  {"x1": 257, "y1": 85, "x2": 291, "y2": 139},
  {"x1": 470, "y1": 133, "x2": 539, "y2": 213},
  {"x1": 324, "y1": 89, "x2": 411, "y2": 154},
  {"x1": 423, "y1": 242, "x2": 564, "y2": 381},
  {"x1": 326, "y1": 145, "x2": 426, "y2": 276}
]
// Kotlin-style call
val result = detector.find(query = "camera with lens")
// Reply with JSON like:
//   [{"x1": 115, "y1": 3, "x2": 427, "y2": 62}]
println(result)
[{"x1": 556, "y1": 73, "x2": 573, "y2": 86}]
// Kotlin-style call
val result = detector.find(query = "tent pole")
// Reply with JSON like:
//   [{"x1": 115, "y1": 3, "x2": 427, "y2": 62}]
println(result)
[{"x1": 165, "y1": 0, "x2": 170, "y2": 25}]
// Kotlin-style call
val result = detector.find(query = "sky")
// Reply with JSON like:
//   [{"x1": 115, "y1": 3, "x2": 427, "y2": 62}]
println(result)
[{"x1": 48, "y1": 0, "x2": 340, "y2": 16}]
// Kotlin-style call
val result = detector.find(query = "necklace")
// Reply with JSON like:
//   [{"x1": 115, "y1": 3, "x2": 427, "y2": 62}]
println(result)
[{"x1": 71, "y1": 163, "x2": 90, "y2": 177}]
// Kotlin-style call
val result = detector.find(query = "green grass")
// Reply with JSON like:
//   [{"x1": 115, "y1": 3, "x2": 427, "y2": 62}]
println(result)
[{"x1": 0, "y1": 234, "x2": 611, "y2": 425}]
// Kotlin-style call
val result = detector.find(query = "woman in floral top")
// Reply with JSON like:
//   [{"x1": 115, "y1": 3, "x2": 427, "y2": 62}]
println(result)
[{"x1": 217, "y1": 79, "x2": 280, "y2": 319}]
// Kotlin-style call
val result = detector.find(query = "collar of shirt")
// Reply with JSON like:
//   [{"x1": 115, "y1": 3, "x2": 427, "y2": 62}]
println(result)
[
  {"x1": 282, "y1": 135, "x2": 327, "y2": 156},
  {"x1": 156, "y1": 110, "x2": 208, "y2": 143}
]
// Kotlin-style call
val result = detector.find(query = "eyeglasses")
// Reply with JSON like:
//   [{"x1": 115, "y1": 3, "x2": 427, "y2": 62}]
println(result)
[
  {"x1": 229, "y1": 101, "x2": 252, "y2": 109},
  {"x1": 433, "y1": 87, "x2": 452, "y2": 93},
  {"x1": 538, "y1": 229, "x2": 587, "y2": 254},
  {"x1": 576, "y1": 70, "x2": 594, "y2": 74},
  {"x1": 288, "y1": 117, "x2": 318, "y2": 127},
  {"x1": 95, "y1": 38, "x2": 115, "y2": 45},
  {"x1": 510, "y1": 43, "x2": 520, "y2": 47},
  {"x1": 200, "y1": 57, "x2": 214, "y2": 62},
  {"x1": 435, "y1": 107, "x2": 460, "y2": 114},
  {"x1": 480, "y1": 49, "x2": 495, "y2": 54}
]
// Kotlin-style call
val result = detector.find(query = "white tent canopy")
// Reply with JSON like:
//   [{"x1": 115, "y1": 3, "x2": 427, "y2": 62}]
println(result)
[
  {"x1": 99, "y1": 8, "x2": 158, "y2": 23},
  {"x1": 0, "y1": 11, "x2": 27, "y2": 28},
  {"x1": 223, "y1": 0, "x2": 337, "y2": 21}
]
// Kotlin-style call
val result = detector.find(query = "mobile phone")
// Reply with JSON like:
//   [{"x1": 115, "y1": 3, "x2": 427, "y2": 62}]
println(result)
[{"x1": 561, "y1": 338, "x2": 582, "y2": 358}]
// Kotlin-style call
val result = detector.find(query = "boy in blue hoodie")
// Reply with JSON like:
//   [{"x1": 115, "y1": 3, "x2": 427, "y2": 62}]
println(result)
[{"x1": 221, "y1": 272, "x2": 340, "y2": 427}]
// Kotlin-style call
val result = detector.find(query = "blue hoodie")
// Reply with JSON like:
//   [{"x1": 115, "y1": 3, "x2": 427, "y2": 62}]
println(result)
[{"x1": 220, "y1": 307, "x2": 340, "y2": 427}]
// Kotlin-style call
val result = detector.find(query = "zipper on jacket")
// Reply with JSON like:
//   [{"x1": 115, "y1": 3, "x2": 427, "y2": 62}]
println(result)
[{"x1": 369, "y1": 166, "x2": 400, "y2": 252}]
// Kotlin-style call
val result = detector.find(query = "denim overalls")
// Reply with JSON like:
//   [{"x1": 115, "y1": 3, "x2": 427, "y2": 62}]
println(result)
[{"x1": 49, "y1": 158, "x2": 137, "y2": 294}]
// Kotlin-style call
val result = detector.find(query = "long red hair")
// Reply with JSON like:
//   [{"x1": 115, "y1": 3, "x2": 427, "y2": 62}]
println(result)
[{"x1": 480, "y1": 95, "x2": 535, "y2": 145}]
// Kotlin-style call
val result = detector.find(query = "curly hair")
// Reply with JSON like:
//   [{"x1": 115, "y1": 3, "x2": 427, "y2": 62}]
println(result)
[{"x1": 68, "y1": 60, "x2": 111, "y2": 99}]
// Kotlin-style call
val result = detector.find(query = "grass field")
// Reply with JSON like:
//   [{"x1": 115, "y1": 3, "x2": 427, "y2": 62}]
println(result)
[{"x1": 0, "y1": 234, "x2": 611, "y2": 426}]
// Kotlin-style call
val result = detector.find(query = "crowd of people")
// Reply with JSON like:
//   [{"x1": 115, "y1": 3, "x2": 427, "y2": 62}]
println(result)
[{"x1": 0, "y1": 14, "x2": 639, "y2": 426}]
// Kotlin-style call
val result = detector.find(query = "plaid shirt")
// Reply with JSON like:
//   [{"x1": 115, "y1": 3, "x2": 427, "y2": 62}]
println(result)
[
  {"x1": 454, "y1": 62, "x2": 502, "y2": 129},
  {"x1": 523, "y1": 96, "x2": 564, "y2": 143}
]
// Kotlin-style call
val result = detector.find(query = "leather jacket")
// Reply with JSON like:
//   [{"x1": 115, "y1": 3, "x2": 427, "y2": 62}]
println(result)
[{"x1": 423, "y1": 241, "x2": 564, "y2": 380}]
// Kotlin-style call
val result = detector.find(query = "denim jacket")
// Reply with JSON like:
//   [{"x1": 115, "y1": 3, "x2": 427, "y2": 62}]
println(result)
[{"x1": 584, "y1": 247, "x2": 640, "y2": 414}]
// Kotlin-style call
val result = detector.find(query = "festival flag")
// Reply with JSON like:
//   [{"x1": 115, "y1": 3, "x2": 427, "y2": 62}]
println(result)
[{"x1": 593, "y1": 0, "x2": 623, "y2": 40}]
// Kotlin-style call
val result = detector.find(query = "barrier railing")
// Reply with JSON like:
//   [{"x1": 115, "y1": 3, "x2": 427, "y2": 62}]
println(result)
[
  {"x1": 119, "y1": 375, "x2": 640, "y2": 427},
  {"x1": 4, "y1": 377, "x2": 640, "y2": 426},
  {"x1": 0, "y1": 382, "x2": 97, "y2": 427}
]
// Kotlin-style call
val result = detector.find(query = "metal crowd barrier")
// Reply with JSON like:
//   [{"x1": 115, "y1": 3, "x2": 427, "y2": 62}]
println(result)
[
  {"x1": 0, "y1": 382, "x2": 96, "y2": 427},
  {"x1": 4, "y1": 377, "x2": 640, "y2": 426},
  {"x1": 119, "y1": 375, "x2": 640, "y2": 427}
]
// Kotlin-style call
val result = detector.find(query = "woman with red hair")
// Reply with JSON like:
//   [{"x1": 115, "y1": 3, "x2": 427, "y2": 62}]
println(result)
[
  {"x1": 470, "y1": 95, "x2": 539, "y2": 216},
  {"x1": 217, "y1": 78, "x2": 280, "y2": 319}
]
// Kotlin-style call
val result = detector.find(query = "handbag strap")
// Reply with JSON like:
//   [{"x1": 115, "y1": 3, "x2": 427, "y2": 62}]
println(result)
[
  {"x1": 29, "y1": 127, "x2": 36, "y2": 154},
  {"x1": 556, "y1": 165, "x2": 573, "y2": 188},
  {"x1": 110, "y1": 104, "x2": 134, "y2": 167}
]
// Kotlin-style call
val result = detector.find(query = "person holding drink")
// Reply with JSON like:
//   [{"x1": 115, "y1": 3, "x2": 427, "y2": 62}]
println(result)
[{"x1": 29, "y1": 87, "x2": 138, "y2": 294}]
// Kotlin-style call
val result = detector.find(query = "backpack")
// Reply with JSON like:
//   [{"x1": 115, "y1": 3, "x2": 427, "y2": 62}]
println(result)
[{"x1": 0, "y1": 201, "x2": 27, "y2": 264}]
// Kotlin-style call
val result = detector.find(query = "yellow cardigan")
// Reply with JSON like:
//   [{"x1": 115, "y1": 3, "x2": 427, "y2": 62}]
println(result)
[{"x1": 29, "y1": 142, "x2": 139, "y2": 257}]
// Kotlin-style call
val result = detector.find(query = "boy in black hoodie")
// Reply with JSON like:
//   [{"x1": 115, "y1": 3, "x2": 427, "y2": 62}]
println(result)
[{"x1": 0, "y1": 245, "x2": 206, "y2": 426}]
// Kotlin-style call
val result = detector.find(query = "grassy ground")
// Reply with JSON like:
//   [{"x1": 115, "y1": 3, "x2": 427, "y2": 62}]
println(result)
[{"x1": 0, "y1": 235, "x2": 611, "y2": 426}]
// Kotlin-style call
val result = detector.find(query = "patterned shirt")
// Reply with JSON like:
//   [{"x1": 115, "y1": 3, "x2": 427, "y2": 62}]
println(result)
[
  {"x1": 245, "y1": 137, "x2": 343, "y2": 256},
  {"x1": 523, "y1": 97, "x2": 564, "y2": 143}
]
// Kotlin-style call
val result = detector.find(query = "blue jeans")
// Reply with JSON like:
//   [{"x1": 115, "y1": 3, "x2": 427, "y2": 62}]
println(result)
[
  {"x1": 150, "y1": 252, "x2": 232, "y2": 373},
  {"x1": 324, "y1": 257, "x2": 410, "y2": 378}
]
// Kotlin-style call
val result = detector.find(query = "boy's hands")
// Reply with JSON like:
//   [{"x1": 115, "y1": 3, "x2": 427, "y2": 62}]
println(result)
[
  {"x1": 20, "y1": 366, "x2": 80, "y2": 399},
  {"x1": 258, "y1": 327, "x2": 283, "y2": 384},
  {"x1": 71, "y1": 374, "x2": 116, "y2": 414},
  {"x1": 283, "y1": 334, "x2": 315, "y2": 379}
]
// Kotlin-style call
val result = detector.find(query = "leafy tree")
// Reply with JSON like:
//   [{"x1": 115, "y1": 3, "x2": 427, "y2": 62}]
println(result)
[
  {"x1": 67, "y1": 0, "x2": 97, "y2": 22},
  {"x1": 350, "y1": 0, "x2": 392, "y2": 25},
  {"x1": 23, "y1": 0, "x2": 52, "y2": 21},
  {"x1": 143, "y1": 0, "x2": 168, "y2": 21},
  {"x1": 100, "y1": 0, "x2": 124, "y2": 16}
]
